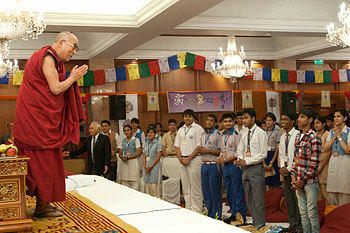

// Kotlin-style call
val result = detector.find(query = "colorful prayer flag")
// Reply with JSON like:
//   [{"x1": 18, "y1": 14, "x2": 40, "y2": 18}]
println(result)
[
  {"x1": 323, "y1": 70, "x2": 332, "y2": 83},
  {"x1": 288, "y1": 70, "x2": 297, "y2": 83},
  {"x1": 138, "y1": 63, "x2": 151, "y2": 78},
  {"x1": 158, "y1": 58, "x2": 170, "y2": 73},
  {"x1": 321, "y1": 91, "x2": 331, "y2": 107},
  {"x1": 297, "y1": 70, "x2": 305, "y2": 83},
  {"x1": 13, "y1": 70, "x2": 24, "y2": 85},
  {"x1": 305, "y1": 71, "x2": 315, "y2": 83},
  {"x1": 315, "y1": 71, "x2": 324, "y2": 83},
  {"x1": 148, "y1": 60, "x2": 161, "y2": 76},
  {"x1": 331, "y1": 70, "x2": 339, "y2": 83},
  {"x1": 263, "y1": 68, "x2": 271, "y2": 81},
  {"x1": 184, "y1": 52, "x2": 195, "y2": 68},
  {"x1": 168, "y1": 55, "x2": 180, "y2": 71},
  {"x1": 271, "y1": 69, "x2": 281, "y2": 82},
  {"x1": 116, "y1": 67, "x2": 127, "y2": 81},
  {"x1": 105, "y1": 68, "x2": 117, "y2": 82},
  {"x1": 147, "y1": 92, "x2": 160, "y2": 111},
  {"x1": 280, "y1": 70, "x2": 288, "y2": 83},
  {"x1": 253, "y1": 67, "x2": 263, "y2": 80},
  {"x1": 83, "y1": 70, "x2": 95, "y2": 86},
  {"x1": 177, "y1": 52, "x2": 187, "y2": 68},
  {"x1": 204, "y1": 58, "x2": 215, "y2": 73},
  {"x1": 77, "y1": 76, "x2": 84, "y2": 86},
  {"x1": 194, "y1": 55, "x2": 205, "y2": 70},
  {"x1": 127, "y1": 65, "x2": 140, "y2": 80},
  {"x1": 339, "y1": 69, "x2": 348, "y2": 82},
  {"x1": 93, "y1": 70, "x2": 106, "y2": 85},
  {"x1": 0, "y1": 74, "x2": 9, "y2": 85}
]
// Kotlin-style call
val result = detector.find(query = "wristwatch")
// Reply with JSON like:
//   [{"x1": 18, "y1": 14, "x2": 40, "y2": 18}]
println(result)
[{"x1": 339, "y1": 138, "x2": 343, "y2": 141}]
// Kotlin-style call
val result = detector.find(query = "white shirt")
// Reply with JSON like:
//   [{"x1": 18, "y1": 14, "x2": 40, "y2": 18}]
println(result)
[
  {"x1": 237, "y1": 124, "x2": 267, "y2": 165},
  {"x1": 133, "y1": 128, "x2": 146, "y2": 145},
  {"x1": 279, "y1": 127, "x2": 299, "y2": 172},
  {"x1": 234, "y1": 125, "x2": 248, "y2": 135},
  {"x1": 175, "y1": 122, "x2": 204, "y2": 157}
]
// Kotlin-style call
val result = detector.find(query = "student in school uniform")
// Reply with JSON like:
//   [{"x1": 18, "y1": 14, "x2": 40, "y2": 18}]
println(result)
[
  {"x1": 217, "y1": 113, "x2": 247, "y2": 225},
  {"x1": 279, "y1": 112, "x2": 302, "y2": 233},
  {"x1": 236, "y1": 108, "x2": 267, "y2": 230},
  {"x1": 131, "y1": 118, "x2": 146, "y2": 192},
  {"x1": 198, "y1": 114, "x2": 222, "y2": 219},
  {"x1": 175, "y1": 109, "x2": 204, "y2": 213},
  {"x1": 264, "y1": 112, "x2": 282, "y2": 190}
]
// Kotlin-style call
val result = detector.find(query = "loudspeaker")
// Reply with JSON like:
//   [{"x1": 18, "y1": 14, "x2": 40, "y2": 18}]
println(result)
[
  {"x1": 281, "y1": 92, "x2": 296, "y2": 113},
  {"x1": 109, "y1": 95, "x2": 126, "y2": 120}
]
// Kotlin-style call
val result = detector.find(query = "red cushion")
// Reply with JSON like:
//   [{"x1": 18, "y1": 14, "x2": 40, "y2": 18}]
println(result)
[
  {"x1": 265, "y1": 189, "x2": 284, "y2": 217},
  {"x1": 266, "y1": 198, "x2": 288, "y2": 222},
  {"x1": 321, "y1": 203, "x2": 350, "y2": 232},
  {"x1": 65, "y1": 170, "x2": 76, "y2": 176},
  {"x1": 317, "y1": 198, "x2": 325, "y2": 226}
]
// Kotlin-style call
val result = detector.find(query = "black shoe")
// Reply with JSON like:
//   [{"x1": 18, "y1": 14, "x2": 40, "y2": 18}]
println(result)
[{"x1": 223, "y1": 215, "x2": 236, "y2": 224}]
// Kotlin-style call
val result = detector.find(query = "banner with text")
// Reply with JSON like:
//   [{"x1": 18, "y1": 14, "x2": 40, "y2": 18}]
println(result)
[{"x1": 167, "y1": 91, "x2": 233, "y2": 113}]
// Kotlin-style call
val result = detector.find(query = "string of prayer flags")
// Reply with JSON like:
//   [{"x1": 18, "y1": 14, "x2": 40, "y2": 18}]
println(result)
[
  {"x1": 331, "y1": 70, "x2": 340, "y2": 83},
  {"x1": 0, "y1": 74, "x2": 9, "y2": 85},
  {"x1": 148, "y1": 60, "x2": 161, "y2": 76},
  {"x1": 138, "y1": 63, "x2": 151, "y2": 78},
  {"x1": 116, "y1": 67, "x2": 127, "y2": 81},
  {"x1": 168, "y1": 55, "x2": 180, "y2": 71},
  {"x1": 147, "y1": 92, "x2": 160, "y2": 111},
  {"x1": 305, "y1": 71, "x2": 315, "y2": 83},
  {"x1": 323, "y1": 71, "x2": 332, "y2": 83},
  {"x1": 83, "y1": 70, "x2": 95, "y2": 86},
  {"x1": 158, "y1": 58, "x2": 170, "y2": 73},
  {"x1": 339, "y1": 69, "x2": 348, "y2": 82},
  {"x1": 105, "y1": 68, "x2": 117, "y2": 82},
  {"x1": 280, "y1": 70, "x2": 288, "y2": 83},
  {"x1": 13, "y1": 70, "x2": 24, "y2": 85},
  {"x1": 321, "y1": 91, "x2": 331, "y2": 107},
  {"x1": 177, "y1": 52, "x2": 187, "y2": 68},
  {"x1": 297, "y1": 70, "x2": 305, "y2": 83},
  {"x1": 93, "y1": 70, "x2": 106, "y2": 85},
  {"x1": 288, "y1": 71, "x2": 297, "y2": 83},
  {"x1": 127, "y1": 65, "x2": 140, "y2": 80},
  {"x1": 242, "y1": 90, "x2": 253, "y2": 108},
  {"x1": 184, "y1": 52, "x2": 196, "y2": 68}
]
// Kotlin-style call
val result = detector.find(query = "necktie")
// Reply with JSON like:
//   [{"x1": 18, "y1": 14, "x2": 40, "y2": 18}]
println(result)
[
  {"x1": 247, "y1": 130, "x2": 251, "y2": 151},
  {"x1": 92, "y1": 136, "x2": 96, "y2": 162},
  {"x1": 285, "y1": 133, "x2": 289, "y2": 167}
]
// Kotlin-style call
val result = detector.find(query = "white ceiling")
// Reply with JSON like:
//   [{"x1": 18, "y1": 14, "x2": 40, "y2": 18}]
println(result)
[{"x1": 5, "y1": 0, "x2": 350, "y2": 61}]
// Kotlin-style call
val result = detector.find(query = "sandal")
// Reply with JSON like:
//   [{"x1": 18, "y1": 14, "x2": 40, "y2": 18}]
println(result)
[{"x1": 33, "y1": 209, "x2": 63, "y2": 218}]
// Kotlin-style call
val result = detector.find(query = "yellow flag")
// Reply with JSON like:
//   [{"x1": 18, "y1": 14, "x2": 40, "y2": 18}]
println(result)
[
  {"x1": 127, "y1": 65, "x2": 140, "y2": 80},
  {"x1": 315, "y1": 71, "x2": 324, "y2": 83},
  {"x1": 177, "y1": 52, "x2": 187, "y2": 68},
  {"x1": 271, "y1": 69, "x2": 281, "y2": 82},
  {"x1": 77, "y1": 77, "x2": 84, "y2": 86},
  {"x1": 13, "y1": 70, "x2": 24, "y2": 85}
]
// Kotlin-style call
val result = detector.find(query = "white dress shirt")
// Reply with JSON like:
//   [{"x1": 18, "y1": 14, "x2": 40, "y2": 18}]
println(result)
[
  {"x1": 279, "y1": 127, "x2": 299, "y2": 172},
  {"x1": 91, "y1": 133, "x2": 100, "y2": 162},
  {"x1": 237, "y1": 124, "x2": 267, "y2": 165},
  {"x1": 175, "y1": 122, "x2": 204, "y2": 157}
]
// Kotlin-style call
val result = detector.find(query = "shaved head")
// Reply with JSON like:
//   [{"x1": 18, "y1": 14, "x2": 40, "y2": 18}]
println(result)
[{"x1": 54, "y1": 31, "x2": 77, "y2": 43}]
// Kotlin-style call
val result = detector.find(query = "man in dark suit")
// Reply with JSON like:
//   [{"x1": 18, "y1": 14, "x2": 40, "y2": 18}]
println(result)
[{"x1": 64, "y1": 121, "x2": 111, "y2": 176}]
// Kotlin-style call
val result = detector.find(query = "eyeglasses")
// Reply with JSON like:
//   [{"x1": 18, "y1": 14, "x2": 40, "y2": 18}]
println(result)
[{"x1": 63, "y1": 40, "x2": 79, "y2": 52}]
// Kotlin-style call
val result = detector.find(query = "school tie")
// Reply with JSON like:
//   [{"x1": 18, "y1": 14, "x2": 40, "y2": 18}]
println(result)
[
  {"x1": 92, "y1": 136, "x2": 96, "y2": 162},
  {"x1": 247, "y1": 130, "x2": 251, "y2": 151},
  {"x1": 285, "y1": 133, "x2": 289, "y2": 167}
]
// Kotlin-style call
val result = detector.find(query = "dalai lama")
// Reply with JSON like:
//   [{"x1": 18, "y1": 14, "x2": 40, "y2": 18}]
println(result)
[{"x1": 13, "y1": 31, "x2": 88, "y2": 218}]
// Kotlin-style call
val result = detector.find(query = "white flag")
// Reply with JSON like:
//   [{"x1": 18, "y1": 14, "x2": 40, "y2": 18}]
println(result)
[
  {"x1": 253, "y1": 67, "x2": 263, "y2": 80},
  {"x1": 297, "y1": 70, "x2": 305, "y2": 83},
  {"x1": 158, "y1": 58, "x2": 170, "y2": 73},
  {"x1": 266, "y1": 91, "x2": 280, "y2": 122},
  {"x1": 105, "y1": 68, "x2": 117, "y2": 82},
  {"x1": 204, "y1": 58, "x2": 216, "y2": 73},
  {"x1": 339, "y1": 69, "x2": 348, "y2": 82}
]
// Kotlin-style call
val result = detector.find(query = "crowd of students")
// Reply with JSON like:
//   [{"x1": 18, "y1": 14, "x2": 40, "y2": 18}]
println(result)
[{"x1": 100, "y1": 107, "x2": 350, "y2": 233}]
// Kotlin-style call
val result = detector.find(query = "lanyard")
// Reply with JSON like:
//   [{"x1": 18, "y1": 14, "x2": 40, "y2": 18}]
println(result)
[
  {"x1": 285, "y1": 133, "x2": 290, "y2": 152},
  {"x1": 147, "y1": 141, "x2": 156, "y2": 155},
  {"x1": 224, "y1": 134, "x2": 231, "y2": 147},
  {"x1": 124, "y1": 138, "x2": 132, "y2": 154},
  {"x1": 205, "y1": 130, "x2": 214, "y2": 146},
  {"x1": 267, "y1": 128, "x2": 275, "y2": 142},
  {"x1": 184, "y1": 126, "x2": 192, "y2": 137},
  {"x1": 247, "y1": 127, "x2": 256, "y2": 150},
  {"x1": 170, "y1": 133, "x2": 176, "y2": 144}
]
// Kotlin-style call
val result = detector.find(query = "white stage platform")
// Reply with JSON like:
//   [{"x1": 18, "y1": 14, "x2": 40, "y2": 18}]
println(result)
[{"x1": 66, "y1": 175, "x2": 249, "y2": 233}]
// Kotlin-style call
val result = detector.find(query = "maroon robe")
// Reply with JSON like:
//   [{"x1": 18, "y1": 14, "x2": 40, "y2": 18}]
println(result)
[{"x1": 13, "y1": 46, "x2": 85, "y2": 202}]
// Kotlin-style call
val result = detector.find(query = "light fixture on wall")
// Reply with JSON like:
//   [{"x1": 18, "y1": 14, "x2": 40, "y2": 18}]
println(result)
[
  {"x1": 326, "y1": 2, "x2": 350, "y2": 47},
  {"x1": 0, "y1": 0, "x2": 46, "y2": 77},
  {"x1": 211, "y1": 36, "x2": 254, "y2": 83}
]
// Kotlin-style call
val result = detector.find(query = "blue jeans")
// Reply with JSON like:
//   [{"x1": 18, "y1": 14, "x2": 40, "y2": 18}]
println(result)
[{"x1": 296, "y1": 183, "x2": 320, "y2": 233}]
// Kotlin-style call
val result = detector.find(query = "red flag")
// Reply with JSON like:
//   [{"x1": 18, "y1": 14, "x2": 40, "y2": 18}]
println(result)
[
  {"x1": 93, "y1": 70, "x2": 106, "y2": 85},
  {"x1": 148, "y1": 60, "x2": 161, "y2": 76},
  {"x1": 244, "y1": 75, "x2": 253, "y2": 79},
  {"x1": 194, "y1": 55, "x2": 205, "y2": 70},
  {"x1": 288, "y1": 70, "x2": 297, "y2": 83},
  {"x1": 331, "y1": 70, "x2": 339, "y2": 83}
]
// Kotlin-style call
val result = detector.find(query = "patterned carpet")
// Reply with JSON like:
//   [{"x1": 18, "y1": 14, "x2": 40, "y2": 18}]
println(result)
[{"x1": 26, "y1": 191, "x2": 141, "y2": 233}]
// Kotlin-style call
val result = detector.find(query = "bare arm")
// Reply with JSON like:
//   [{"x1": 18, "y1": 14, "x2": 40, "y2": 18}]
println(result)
[
  {"x1": 42, "y1": 55, "x2": 88, "y2": 95},
  {"x1": 128, "y1": 147, "x2": 142, "y2": 159}
]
